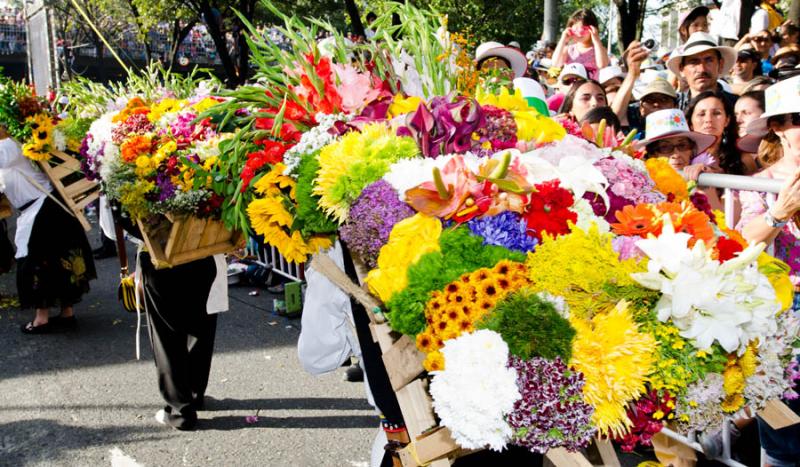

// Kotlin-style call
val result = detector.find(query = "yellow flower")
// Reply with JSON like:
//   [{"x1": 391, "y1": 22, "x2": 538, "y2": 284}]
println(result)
[
  {"x1": 722, "y1": 394, "x2": 745, "y2": 413},
  {"x1": 570, "y1": 300, "x2": 656, "y2": 437},
  {"x1": 147, "y1": 98, "x2": 184, "y2": 122},
  {"x1": 135, "y1": 155, "x2": 153, "y2": 177},
  {"x1": 671, "y1": 340, "x2": 685, "y2": 350},
  {"x1": 191, "y1": 98, "x2": 219, "y2": 114},
  {"x1": 387, "y1": 95, "x2": 423, "y2": 118},
  {"x1": 424, "y1": 351, "x2": 445, "y2": 372},
  {"x1": 645, "y1": 157, "x2": 689, "y2": 202},
  {"x1": 696, "y1": 350, "x2": 708, "y2": 359},
  {"x1": 253, "y1": 163, "x2": 294, "y2": 196},
  {"x1": 757, "y1": 253, "x2": 794, "y2": 313},
  {"x1": 366, "y1": 213, "x2": 442, "y2": 302},
  {"x1": 153, "y1": 140, "x2": 178, "y2": 163},
  {"x1": 476, "y1": 87, "x2": 530, "y2": 112},
  {"x1": 723, "y1": 364, "x2": 745, "y2": 397},
  {"x1": 652, "y1": 410, "x2": 665, "y2": 420},
  {"x1": 22, "y1": 143, "x2": 50, "y2": 161}
]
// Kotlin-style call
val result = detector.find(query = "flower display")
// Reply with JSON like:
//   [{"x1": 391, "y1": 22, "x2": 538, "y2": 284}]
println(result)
[
  {"x1": 614, "y1": 390, "x2": 675, "y2": 452},
  {"x1": 645, "y1": 157, "x2": 689, "y2": 202},
  {"x1": 429, "y1": 330, "x2": 520, "y2": 451},
  {"x1": 523, "y1": 180, "x2": 577, "y2": 241},
  {"x1": 466, "y1": 211, "x2": 538, "y2": 253},
  {"x1": 508, "y1": 357, "x2": 596, "y2": 454}
]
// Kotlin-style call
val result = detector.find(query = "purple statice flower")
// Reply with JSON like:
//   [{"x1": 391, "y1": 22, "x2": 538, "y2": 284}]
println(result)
[
  {"x1": 156, "y1": 173, "x2": 177, "y2": 202},
  {"x1": 467, "y1": 211, "x2": 537, "y2": 253},
  {"x1": 785, "y1": 359, "x2": 800, "y2": 400},
  {"x1": 111, "y1": 113, "x2": 154, "y2": 145},
  {"x1": 507, "y1": 356, "x2": 596, "y2": 454},
  {"x1": 340, "y1": 180, "x2": 415, "y2": 269},
  {"x1": 79, "y1": 135, "x2": 99, "y2": 181}
]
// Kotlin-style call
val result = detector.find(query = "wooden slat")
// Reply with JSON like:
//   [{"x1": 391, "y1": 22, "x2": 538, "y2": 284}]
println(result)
[
  {"x1": 138, "y1": 218, "x2": 168, "y2": 266},
  {"x1": 64, "y1": 179, "x2": 98, "y2": 198},
  {"x1": 50, "y1": 160, "x2": 82, "y2": 180},
  {"x1": 164, "y1": 217, "x2": 188, "y2": 260},
  {"x1": 592, "y1": 437, "x2": 620, "y2": 467},
  {"x1": 395, "y1": 379, "x2": 437, "y2": 440},
  {"x1": 758, "y1": 399, "x2": 800, "y2": 430},
  {"x1": 74, "y1": 190, "x2": 100, "y2": 210},
  {"x1": 181, "y1": 216, "x2": 209, "y2": 252},
  {"x1": 544, "y1": 448, "x2": 593, "y2": 467},
  {"x1": 370, "y1": 322, "x2": 396, "y2": 353},
  {"x1": 398, "y1": 427, "x2": 460, "y2": 466},
  {"x1": 167, "y1": 240, "x2": 240, "y2": 267},
  {"x1": 198, "y1": 218, "x2": 221, "y2": 246},
  {"x1": 382, "y1": 334, "x2": 426, "y2": 391}
]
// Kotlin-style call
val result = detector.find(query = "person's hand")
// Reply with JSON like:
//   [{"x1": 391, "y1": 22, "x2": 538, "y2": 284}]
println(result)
[
  {"x1": 772, "y1": 167, "x2": 800, "y2": 221},
  {"x1": 683, "y1": 164, "x2": 707, "y2": 181},
  {"x1": 589, "y1": 26, "x2": 601, "y2": 43},
  {"x1": 560, "y1": 28, "x2": 573, "y2": 44},
  {"x1": 624, "y1": 41, "x2": 649, "y2": 77}
]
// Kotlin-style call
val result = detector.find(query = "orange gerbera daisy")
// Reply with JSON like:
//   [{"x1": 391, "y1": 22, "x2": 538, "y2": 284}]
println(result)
[
  {"x1": 611, "y1": 204, "x2": 658, "y2": 237},
  {"x1": 673, "y1": 210, "x2": 715, "y2": 246}
]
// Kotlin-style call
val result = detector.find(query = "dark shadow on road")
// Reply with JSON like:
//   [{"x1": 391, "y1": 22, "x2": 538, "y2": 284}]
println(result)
[
  {"x1": 201, "y1": 414, "x2": 378, "y2": 431},
  {"x1": 0, "y1": 418, "x2": 169, "y2": 464}
]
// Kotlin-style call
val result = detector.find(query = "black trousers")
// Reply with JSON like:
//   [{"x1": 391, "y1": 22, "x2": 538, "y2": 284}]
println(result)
[{"x1": 141, "y1": 254, "x2": 218, "y2": 430}]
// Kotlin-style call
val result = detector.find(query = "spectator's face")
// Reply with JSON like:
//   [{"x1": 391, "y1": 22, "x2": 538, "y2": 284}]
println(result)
[
  {"x1": 751, "y1": 32, "x2": 772, "y2": 54},
  {"x1": 680, "y1": 50, "x2": 722, "y2": 93},
  {"x1": 544, "y1": 46, "x2": 555, "y2": 58},
  {"x1": 570, "y1": 82, "x2": 606, "y2": 121},
  {"x1": 732, "y1": 57, "x2": 757, "y2": 81},
  {"x1": 649, "y1": 136, "x2": 695, "y2": 169},
  {"x1": 691, "y1": 96, "x2": 729, "y2": 138},
  {"x1": 780, "y1": 30, "x2": 799, "y2": 46},
  {"x1": 640, "y1": 93, "x2": 676, "y2": 117},
  {"x1": 559, "y1": 75, "x2": 584, "y2": 93},
  {"x1": 687, "y1": 15, "x2": 709, "y2": 36},
  {"x1": 769, "y1": 113, "x2": 800, "y2": 157},
  {"x1": 734, "y1": 97, "x2": 763, "y2": 137},
  {"x1": 602, "y1": 77, "x2": 623, "y2": 102},
  {"x1": 569, "y1": 22, "x2": 590, "y2": 41}
]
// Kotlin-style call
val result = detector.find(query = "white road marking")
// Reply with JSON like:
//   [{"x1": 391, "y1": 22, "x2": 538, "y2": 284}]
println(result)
[{"x1": 110, "y1": 447, "x2": 144, "y2": 467}]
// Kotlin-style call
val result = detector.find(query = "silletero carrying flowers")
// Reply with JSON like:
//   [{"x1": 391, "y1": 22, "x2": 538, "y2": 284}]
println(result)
[{"x1": 200, "y1": 0, "x2": 799, "y2": 461}]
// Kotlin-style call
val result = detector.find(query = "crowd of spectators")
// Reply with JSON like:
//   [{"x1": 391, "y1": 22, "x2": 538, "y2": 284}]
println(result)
[{"x1": 0, "y1": 7, "x2": 26, "y2": 56}]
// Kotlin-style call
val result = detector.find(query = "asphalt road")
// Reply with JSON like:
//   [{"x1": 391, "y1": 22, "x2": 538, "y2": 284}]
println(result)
[{"x1": 0, "y1": 224, "x2": 375, "y2": 467}]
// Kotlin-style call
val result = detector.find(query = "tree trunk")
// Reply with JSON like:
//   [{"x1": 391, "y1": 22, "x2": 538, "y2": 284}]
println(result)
[
  {"x1": 543, "y1": 0, "x2": 558, "y2": 42},
  {"x1": 740, "y1": 0, "x2": 755, "y2": 39},
  {"x1": 167, "y1": 19, "x2": 197, "y2": 70},
  {"x1": 94, "y1": 41, "x2": 105, "y2": 81},
  {"x1": 196, "y1": 0, "x2": 240, "y2": 87},
  {"x1": 344, "y1": 0, "x2": 365, "y2": 38},
  {"x1": 236, "y1": 0, "x2": 255, "y2": 83},
  {"x1": 614, "y1": 0, "x2": 645, "y2": 48}
]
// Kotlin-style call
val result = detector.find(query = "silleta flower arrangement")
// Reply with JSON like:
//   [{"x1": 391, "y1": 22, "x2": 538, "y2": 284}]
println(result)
[{"x1": 100, "y1": 1, "x2": 799, "y2": 461}]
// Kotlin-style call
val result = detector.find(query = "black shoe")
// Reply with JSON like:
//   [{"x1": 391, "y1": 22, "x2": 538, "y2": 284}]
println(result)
[
  {"x1": 92, "y1": 246, "x2": 117, "y2": 259},
  {"x1": 344, "y1": 365, "x2": 364, "y2": 382}
]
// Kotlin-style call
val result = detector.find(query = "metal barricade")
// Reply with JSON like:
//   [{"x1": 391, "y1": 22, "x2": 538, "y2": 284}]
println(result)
[{"x1": 245, "y1": 237, "x2": 304, "y2": 283}]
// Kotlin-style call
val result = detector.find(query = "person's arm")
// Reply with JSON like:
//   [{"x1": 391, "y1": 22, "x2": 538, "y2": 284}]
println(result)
[
  {"x1": 734, "y1": 33, "x2": 752, "y2": 50},
  {"x1": 743, "y1": 168, "x2": 800, "y2": 244},
  {"x1": 589, "y1": 26, "x2": 610, "y2": 69},
  {"x1": 552, "y1": 29, "x2": 572, "y2": 68},
  {"x1": 611, "y1": 41, "x2": 647, "y2": 118}
]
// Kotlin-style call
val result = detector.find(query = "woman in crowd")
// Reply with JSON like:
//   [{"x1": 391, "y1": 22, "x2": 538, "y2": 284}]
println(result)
[
  {"x1": 686, "y1": 90, "x2": 757, "y2": 175},
  {"x1": 557, "y1": 79, "x2": 607, "y2": 125},
  {"x1": 678, "y1": 5, "x2": 710, "y2": 43},
  {"x1": 738, "y1": 74, "x2": 800, "y2": 467},
  {"x1": 551, "y1": 9, "x2": 609, "y2": 81},
  {"x1": 0, "y1": 123, "x2": 96, "y2": 333},
  {"x1": 735, "y1": 90, "x2": 768, "y2": 168}
]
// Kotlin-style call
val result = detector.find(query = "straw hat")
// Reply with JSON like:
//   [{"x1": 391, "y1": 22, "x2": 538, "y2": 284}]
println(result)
[
  {"x1": 475, "y1": 41, "x2": 527, "y2": 78},
  {"x1": 636, "y1": 108, "x2": 716, "y2": 152},
  {"x1": 744, "y1": 75, "x2": 800, "y2": 139},
  {"x1": 666, "y1": 32, "x2": 736, "y2": 77}
]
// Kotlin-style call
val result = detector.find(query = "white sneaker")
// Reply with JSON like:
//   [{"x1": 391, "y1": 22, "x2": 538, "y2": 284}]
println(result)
[{"x1": 154, "y1": 409, "x2": 168, "y2": 426}]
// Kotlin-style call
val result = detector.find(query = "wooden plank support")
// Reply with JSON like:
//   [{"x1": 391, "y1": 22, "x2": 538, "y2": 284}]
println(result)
[
  {"x1": 758, "y1": 399, "x2": 800, "y2": 430},
  {"x1": 382, "y1": 334, "x2": 426, "y2": 391},
  {"x1": 592, "y1": 436, "x2": 620, "y2": 467},
  {"x1": 544, "y1": 447, "x2": 594, "y2": 467},
  {"x1": 395, "y1": 379, "x2": 437, "y2": 440},
  {"x1": 398, "y1": 427, "x2": 460, "y2": 466}
]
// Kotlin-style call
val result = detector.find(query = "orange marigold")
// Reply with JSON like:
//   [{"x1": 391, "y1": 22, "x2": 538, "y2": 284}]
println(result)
[{"x1": 120, "y1": 135, "x2": 153, "y2": 163}]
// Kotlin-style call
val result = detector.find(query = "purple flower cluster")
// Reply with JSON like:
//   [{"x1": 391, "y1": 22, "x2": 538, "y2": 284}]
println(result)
[
  {"x1": 170, "y1": 111, "x2": 200, "y2": 140},
  {"x1": 467, "y1": 212, "x2": 537, "y2": 253},
  {"x1": 397, "y1": 94, "x2": 485, "y2": 158},
  {"x1": 79, "y1": 135, "x2": 99, "y2": 181},
  {"x1": 156, "y1": 173, "x2": 177, "y2": 202},
  {"x1": 472, "y1": 105, "x2": 517, "y2": 154},
  {"x1": 507, "y1": 356, "x2": 596, "y2": 454},
  {"x1": 587, "y1": 157, "x2": 665, "y2": 222},
  {"x1": 340, "y1": 180, "x2": 415, "y2": 269},
  {"x1": 111, "y1": 113, "x2": 154, "y2": 145}
]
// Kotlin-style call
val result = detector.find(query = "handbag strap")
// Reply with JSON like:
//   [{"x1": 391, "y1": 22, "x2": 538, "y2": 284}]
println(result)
[{"x1": 114, "y1": 219, "x2": 129, "y2": 276}]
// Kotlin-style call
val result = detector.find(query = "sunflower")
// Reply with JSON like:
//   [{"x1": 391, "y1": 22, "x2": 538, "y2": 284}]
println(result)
[
  {"x1": 493, "y1": 260, "x2": 513, "y2": 275},
  {"x1": 610, "y1": 204, "x2": 658, "y2": 237},
  {"x1": 22, "y1": 143, "x2": 50, "y2": 161}
]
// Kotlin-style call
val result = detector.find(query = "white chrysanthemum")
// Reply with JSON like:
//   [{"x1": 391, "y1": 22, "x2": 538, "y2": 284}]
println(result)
[
  {"x1": 570, "y1": 198, "x2": 610, "y2": 235},
  {"x1": 429, "y1": 330, "x2": 520, "y2": 451},
  {"x1": 283, "y1": 113, "x2": 347, "y2": 175},
  {"x1": 53, "y1": 129, "x2": 67, "y2": 151},
  {"x1": 745, "y1": 311, "x2": 800, "y2": 408},
  {"x1": 535, "y1": 292, "x2": 570, "y2": 319}
]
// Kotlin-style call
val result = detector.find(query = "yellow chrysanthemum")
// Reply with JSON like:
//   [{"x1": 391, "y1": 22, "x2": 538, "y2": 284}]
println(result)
[
  {"x1": 570, "y1": 300, "x2": 656, "y2": 437},
  {"x1": 645, "y1": 157, "x2": 689, "y2": 202},
  {"x1": 424, "y1": 350, "x2": 445, "y2": 372},
  {"x1": 365, "y1": 213, "x2": 442, "y2": 302},
  {"x1": 387, "y1": 94, "x2": 423, "y2": 118},
  {"x1": 135, "y1": 155, "x2": 153, "y2": 177},
  {"x1": 153, "y1": 140, "x2": 178, "y2": 164},
  {"x1": 147, "y1": 98, "x2": 185, "y2": 122},
  {"x1": 526, "y1": 224, "x2": 646, "y2": 319},
  {"x1": 723, "y1": 363, "x2": 745, "y2": 397}
]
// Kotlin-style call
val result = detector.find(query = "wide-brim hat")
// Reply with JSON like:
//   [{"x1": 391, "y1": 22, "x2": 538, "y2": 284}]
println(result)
[
  {"x1": 635, "y1": 108, "x2": 717, "y2": 153},
  {"x1": 745, "y1": 75, "x2": 800, "y2": 137},
  {"x1": 772, "y1": 45, "x2": 800, "y2": 65},
  {"x1": 513, "y1": 77, "x2": 549, "y2": 116},
  {"x1": 737, "y1": 134, "x2": 762, "y2": 153},
  {"x1": 666, "y1": 32, "x2": 736, "y2": 77},
  {"x1": 639, "y1": 78, "x2": 678, "y2": 100},
  {"x1": 598, "y1": 65, "x2": 626, "y2": 85},
  {"x1": 678, "y1": 6, "x2": 709, "y2": 32},
  {"x1": 475, "y1": 41, "x2": 528, "y2": 78}
]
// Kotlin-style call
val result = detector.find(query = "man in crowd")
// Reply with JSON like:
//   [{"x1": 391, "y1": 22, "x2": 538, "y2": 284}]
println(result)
[
  {"x1": 731, "y1": 48, "x2": 762, "y2": 94},
  {"x1": 666, "y1": 31, "x2": 738, "y2": 111}
]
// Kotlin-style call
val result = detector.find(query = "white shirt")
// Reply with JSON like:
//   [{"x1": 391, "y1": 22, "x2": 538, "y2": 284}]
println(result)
[
  {"x1": 0, "y1": 137, "x2": 52, "y2": 258},
  {"x1": 750, "y1": 8, "x2": 769, "y2": 35},
  {"x1": 713, "y1": 0, "x2": 741, "y2": 40}
]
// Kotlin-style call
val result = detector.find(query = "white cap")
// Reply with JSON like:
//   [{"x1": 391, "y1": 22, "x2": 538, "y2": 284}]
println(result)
[
  {"x1": 598, "y1": 65, "x2": 626, "y2": 85},
  {"x1": 558, "y1": 62, "x2": 588, "y2": 81},
  {"x1": 475, "y1": 41, "x2": 528, "y2": 78}
]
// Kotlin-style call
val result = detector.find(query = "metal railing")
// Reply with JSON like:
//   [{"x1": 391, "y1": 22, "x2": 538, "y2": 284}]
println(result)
[{"x1": 245, "y1": 237, "x2": 305, "y2": 283}]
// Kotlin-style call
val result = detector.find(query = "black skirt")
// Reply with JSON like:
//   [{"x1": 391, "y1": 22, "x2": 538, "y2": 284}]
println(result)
[{"x1": 17, "y1": 196, "x2": 97, "y2": 309}]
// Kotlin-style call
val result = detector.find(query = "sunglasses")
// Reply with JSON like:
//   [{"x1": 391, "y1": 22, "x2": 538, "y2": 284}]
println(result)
[
  {"x1": 767, "y1": 113, "x2": 800, "y2": 129},
  {"x1": 752, "y1": 37, "x2": 771, "y2": 43},
  {"x1": 562, "y1": 77, "x2": 585, "y2": 86},
  {"x1": 651, "y1": 140, "x2": 694, "y2": 154}
]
